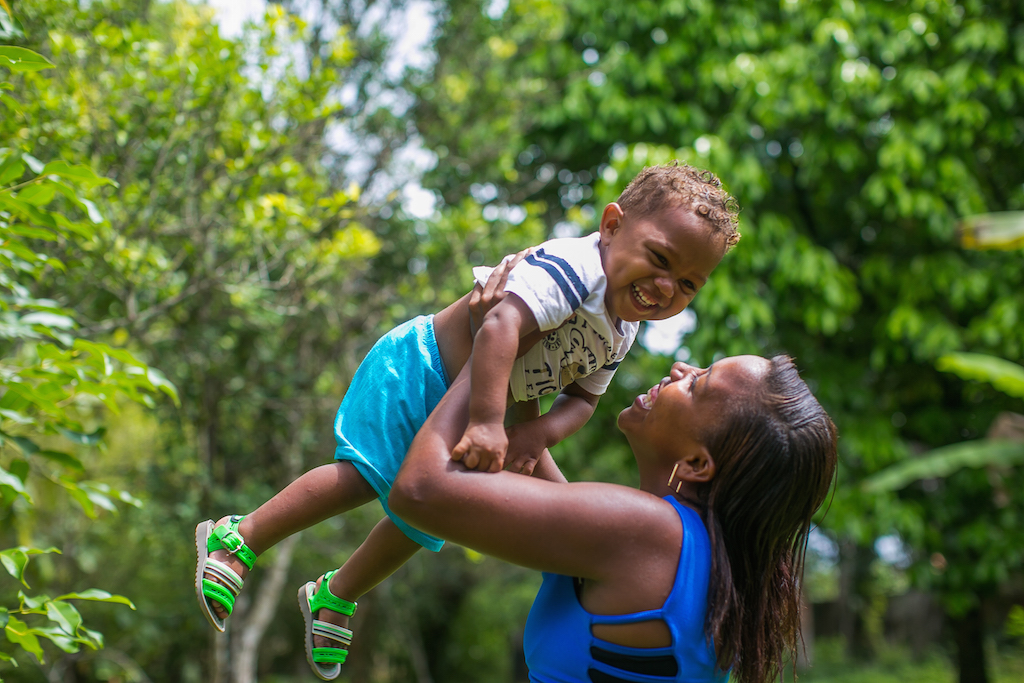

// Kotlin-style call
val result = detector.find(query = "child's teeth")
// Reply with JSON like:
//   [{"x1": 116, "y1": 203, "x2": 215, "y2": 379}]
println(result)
[{"x1": 633, "y1": 285, "x2": 653, "y2": 307}]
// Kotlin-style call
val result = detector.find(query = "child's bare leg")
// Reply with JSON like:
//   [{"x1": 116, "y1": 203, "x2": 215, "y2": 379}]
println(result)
[
  {"x1": 206, "y1": 461, "x2": 376, "y2": 619},
  {"x1": 311, "y1": 516, "x2": 421, "y2": 649}
]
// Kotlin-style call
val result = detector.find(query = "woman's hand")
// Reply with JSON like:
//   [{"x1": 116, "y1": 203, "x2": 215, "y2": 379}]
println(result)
[{"x1": 469, "y1": 248, "x2": 530, "y2": 337}]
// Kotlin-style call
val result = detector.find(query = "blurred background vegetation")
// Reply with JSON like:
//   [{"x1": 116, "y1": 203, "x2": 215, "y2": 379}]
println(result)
[{"x1": 1, "y1": 0, "x2": 1023, "y2": 681}]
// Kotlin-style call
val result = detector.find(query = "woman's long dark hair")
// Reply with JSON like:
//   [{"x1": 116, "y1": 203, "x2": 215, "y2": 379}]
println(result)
[{"x1": 700, "y1": 356, "x2": 837, "y2": 683}]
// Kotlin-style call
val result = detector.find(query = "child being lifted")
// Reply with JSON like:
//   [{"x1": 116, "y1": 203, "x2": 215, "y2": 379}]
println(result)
[{"x1": 194, "y1": 162, "x2": 740, "y2": 680}]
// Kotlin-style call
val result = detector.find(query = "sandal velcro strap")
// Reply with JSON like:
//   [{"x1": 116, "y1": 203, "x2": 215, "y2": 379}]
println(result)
[
  {"x1": 312, "y1": 647, "x2": 349, "y2": 665},
  {"x1": 308, "y1": 570, "x2": 357, "y2": 617},
  {"x1": 208, "y1": 516, "x2": 257, "y2": 570}
]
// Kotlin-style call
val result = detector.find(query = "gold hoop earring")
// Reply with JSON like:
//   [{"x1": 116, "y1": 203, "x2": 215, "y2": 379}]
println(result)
[{"x1": 667, "y1": 463, "x2": 683, "y2": 493}]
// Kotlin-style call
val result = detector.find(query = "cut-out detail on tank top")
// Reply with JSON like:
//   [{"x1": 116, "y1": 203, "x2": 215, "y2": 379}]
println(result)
[
  {"x1": 574, "y1": 578, "x2": 674, "y2": 649},
  {"x1": 590, "y1": 645, "x2": 679, "y2": 676}
]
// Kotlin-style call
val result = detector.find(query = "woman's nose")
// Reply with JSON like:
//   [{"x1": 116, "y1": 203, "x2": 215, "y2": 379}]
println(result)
[{"x1": 669, "y1": 362, "x2": 700, "y2": 381}]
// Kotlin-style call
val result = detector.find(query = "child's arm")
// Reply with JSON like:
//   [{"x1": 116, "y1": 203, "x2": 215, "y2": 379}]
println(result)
[
  {"x1": 451, "y1": 294, "x2": 539, "y2": 472},
  {"x1": 504, "y1": 382, "x2": 599, "y2": 477}
]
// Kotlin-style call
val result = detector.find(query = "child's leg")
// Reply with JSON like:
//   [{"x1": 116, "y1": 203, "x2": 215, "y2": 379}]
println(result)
[
  {"x1": 308, "y1": 516, "x2": 421, "y2": 650},
  {"x1": 205, "y1": 461, "x2": 377, "y2": 620}
]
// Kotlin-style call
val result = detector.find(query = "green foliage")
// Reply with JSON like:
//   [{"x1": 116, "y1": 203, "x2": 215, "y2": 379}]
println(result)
[
  {"x1": 863, "y1": 440, "x2": 1024, "y2": 493},
  {"x1": 1007, "y1": 605, "x2": 1024, "y2": 642},
  {"x1": 416, "y1": 0, "x2": 1024, "y2": 672},
  {"x1": 1, "y1": 34, "x2": 171, "y2": 667},
  {"x1": 937, "y1": 352, "x2": 1024, "y2": 399},
  {"x1": 793, "y1": 638, "x2": 1024, "y2": 683}
]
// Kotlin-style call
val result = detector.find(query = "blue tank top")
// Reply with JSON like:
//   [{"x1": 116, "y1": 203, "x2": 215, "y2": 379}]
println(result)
[{"x1": 523, "y1": 497, "x2": 729, "y2": 683}]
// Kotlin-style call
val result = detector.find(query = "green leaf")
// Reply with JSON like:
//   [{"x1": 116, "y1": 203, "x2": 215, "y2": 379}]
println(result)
[
  {"x1": 36, "y1": 449, "x2": 84, "y2": 471},
  {"x1": 147, "y1": 367, "x2": 180, "y2": 405},
  {"x1": 864, "y1": 440, "x2": 1024, "y2": 492},
  {"x1": 18, "y1": 591, "x2": 47, "y2": 611},
  {"x1": 56, "y1": 426, "x2": 106, "y2": 445},
  {"x1": 16, "y1": 182, "x2": 56, "y2": 206},
  {"x1": 8, "y1": 458, "x2": 27, "y2": 482},
  {"x1": 40, "y1": 161, "x2": 114, "y2": 189},
  {"x1": 0, "y1": 46, "x2": 54, "y2": 73},
  {"x1": 0, "y1": 466, "x2": 28, "y2": 501},
  {"x1": 20, "y1": 153, "x2": 43, "y2": 174},
  {"x1": 79, "y1": 198, "x2": 104, "y2": 223},
  {"x1": 65, "y1": 485, "x2": 96, "y2": 518},
  {"x1": 0, "y1": 606, "x2": 7, "y2": 629},
  {"x1": 0, "y1": 547, "x2": 28, "y2": 583},
  {"x1": 0, "y1": 6, "x2": 25, "y2": 41},
  {"x1": 11, "y1": 434, "x2": 38, "y2": 455},
  {"x1": 30, "y1": 624, "x2": 79, "y2": 653},
  {"x1": 55, "y1": 589, "x2": 136, "y2": 609},
  {"x1": 3, "y1": 223, "x2": 58, "y2": 240},
  {"x1": 0, "y1": 159, "x2": 23, "y2": 184},
  {"x1": 46, "y1": 600, "x2": 83, "y2": 635},
  {"x1": 937, "y1": 353, "x2": 1024, "y2": 399},
  {"x1": 21, "y1": 311, "x2": 76, "y2": 329},
  {"x1": 0, "y1": 408, "x2": 32, "y2": 424},
  {"x1": 5, "y1": 615, "x2": 45, "y2": 663}
]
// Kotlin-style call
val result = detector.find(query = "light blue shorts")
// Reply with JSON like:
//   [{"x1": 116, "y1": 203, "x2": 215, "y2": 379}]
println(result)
[{"x1": 333, "y1": 315, "x2": 449, "y2": 551}]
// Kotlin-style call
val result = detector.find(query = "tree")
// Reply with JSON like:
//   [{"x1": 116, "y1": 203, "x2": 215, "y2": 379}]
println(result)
[
  {"x1": 1, "y1": 20, "x2": 175, "y2": 672},
  {"x1": 413, "y1": 1, "x2": 1024, "y2": 680}
]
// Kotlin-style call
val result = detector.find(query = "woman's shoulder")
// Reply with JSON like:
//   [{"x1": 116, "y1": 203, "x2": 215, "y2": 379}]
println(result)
[{"x1": 585, "y1": 487, "x2": 685, "y2": 575}]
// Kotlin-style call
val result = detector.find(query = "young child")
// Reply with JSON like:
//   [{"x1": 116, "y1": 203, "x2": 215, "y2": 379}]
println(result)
[{"x1": 194, "y1": 162, "x2": 740, "y2": 680}]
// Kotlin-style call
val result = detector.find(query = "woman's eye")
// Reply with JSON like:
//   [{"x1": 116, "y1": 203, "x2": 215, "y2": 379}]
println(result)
[{"x1": 690, "y1": 373, "x2": 699, "y2": 391}]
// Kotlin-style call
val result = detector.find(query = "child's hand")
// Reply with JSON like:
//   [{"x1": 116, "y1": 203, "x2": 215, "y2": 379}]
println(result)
[
  {"x1": 451, "y1": 421, "x2": 508, "y2": 472},
  {"x1": 469, "y1": 248, "x2": 531, "y2": 337},
  {"x1": 504, "y1": 421, "x2": 550, "y2": 476}
]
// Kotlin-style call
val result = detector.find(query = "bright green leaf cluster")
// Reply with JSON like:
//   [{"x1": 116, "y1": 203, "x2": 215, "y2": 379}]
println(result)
[{"x1": 1, "y1": 38, "x2": 171, "y2": 667}]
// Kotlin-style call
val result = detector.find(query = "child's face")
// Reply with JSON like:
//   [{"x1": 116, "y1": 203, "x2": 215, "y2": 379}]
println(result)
[{"x1": 598, "y1": 202, "x2": 726, "y2": 322}]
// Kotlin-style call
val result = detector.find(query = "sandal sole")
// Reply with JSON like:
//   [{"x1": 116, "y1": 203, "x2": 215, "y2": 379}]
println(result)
[
  {"x1": 299, "y1": 580, "x2": 343, "y2": 681},
  {"x1": 195, "y1": 520, "x2": 227, "y2": 632}
]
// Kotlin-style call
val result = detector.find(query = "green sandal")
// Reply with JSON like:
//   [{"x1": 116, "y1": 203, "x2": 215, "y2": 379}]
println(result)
[
  {"x1": 194, "y1": 516, "x2": 258, "y2": 632},
  {"x1": 298, "y1": 570, "x2": 357, "y2": 681}
]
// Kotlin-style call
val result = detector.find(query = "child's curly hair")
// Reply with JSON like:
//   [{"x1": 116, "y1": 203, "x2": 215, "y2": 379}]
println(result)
[{"x1": 617, "y1": 162, "x2": 741, "y2": 251}]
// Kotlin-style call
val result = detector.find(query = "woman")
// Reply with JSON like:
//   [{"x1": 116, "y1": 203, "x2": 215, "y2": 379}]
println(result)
[{"x1": 389, "y1": 351, "x2": 837, "y2": 683}]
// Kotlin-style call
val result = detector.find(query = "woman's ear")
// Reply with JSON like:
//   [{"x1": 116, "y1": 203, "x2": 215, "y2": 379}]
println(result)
[{"x1": 671, "y1": 447, "x2": 716, "y2": 485}]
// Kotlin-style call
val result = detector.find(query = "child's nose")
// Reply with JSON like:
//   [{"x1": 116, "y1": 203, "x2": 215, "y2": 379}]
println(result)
[{"x1": 654, "y1": 276, "x2": 674, "y2": 297}]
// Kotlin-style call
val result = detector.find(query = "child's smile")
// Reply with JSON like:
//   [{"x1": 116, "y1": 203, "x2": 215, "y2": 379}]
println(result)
[{"x1": 598, "y1": 202, "x2": 727, "y2": 323}]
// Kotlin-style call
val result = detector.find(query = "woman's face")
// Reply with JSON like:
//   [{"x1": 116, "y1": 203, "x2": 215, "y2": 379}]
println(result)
[{"x1": 617, "y1": 355, "x2": 770, "y2": 458}]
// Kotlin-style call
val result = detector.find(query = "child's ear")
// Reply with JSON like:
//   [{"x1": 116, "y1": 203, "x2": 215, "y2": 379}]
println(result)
[{"x1": 599, "y1": 203, "x2": 625, "y2": 244}]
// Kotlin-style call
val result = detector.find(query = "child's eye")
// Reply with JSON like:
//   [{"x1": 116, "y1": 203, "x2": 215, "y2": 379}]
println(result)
[
  {"x1": 652, "y1": 251, "x2": 669, "y2": 267},
  {"x1": 681, "y1": 279, "x2": 696, "y2": 292}
]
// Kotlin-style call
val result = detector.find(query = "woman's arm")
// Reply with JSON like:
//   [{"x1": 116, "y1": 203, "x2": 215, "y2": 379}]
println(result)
[{"x1": 389, "y1": 366, "x2": 680, "y2": 581}]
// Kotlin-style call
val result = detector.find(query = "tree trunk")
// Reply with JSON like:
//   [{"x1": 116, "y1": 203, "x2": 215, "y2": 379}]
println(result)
[
  {"x1": 229, "y1": 406, "x2": 308, "y2": 683},
  {"x1": 951, "y1": 604, "x2": 989, "y2": 683},
  {"x1": 232, "y1": 534, "x2": 300, "y2": 683},
  {"x1": 797, "y1": 583, "x2": 814, "y2": 671},
  {"x1": 212, "y1": 630, "x2": 229, "y2": 683},
  {"x1": 837, "y1": 539, "x2": 876, "y2": 660}
]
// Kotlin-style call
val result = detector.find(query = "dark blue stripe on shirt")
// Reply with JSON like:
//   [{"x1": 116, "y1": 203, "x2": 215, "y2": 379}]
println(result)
[
  {"x1": 525, "y1": 253, "x2": 580, "y2": 311},
  {"x1": 533, "y1": 249, "x2": 590, "y2": 303}
]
